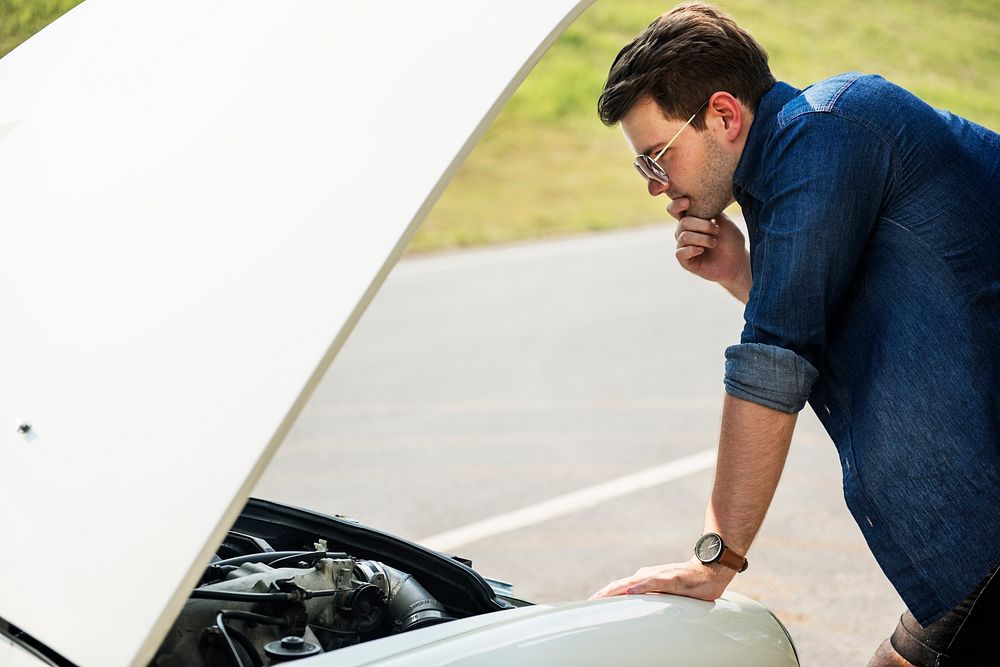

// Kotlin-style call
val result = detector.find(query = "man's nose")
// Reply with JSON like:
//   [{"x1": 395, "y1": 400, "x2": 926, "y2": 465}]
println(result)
[{"x1": 647, "y1": 178, "x2": 669, "y2": 197}]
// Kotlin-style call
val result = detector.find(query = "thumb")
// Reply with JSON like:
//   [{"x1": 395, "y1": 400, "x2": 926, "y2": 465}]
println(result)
[{"x1": 666, "y1": 197, "x2": 690, "y2": 221}]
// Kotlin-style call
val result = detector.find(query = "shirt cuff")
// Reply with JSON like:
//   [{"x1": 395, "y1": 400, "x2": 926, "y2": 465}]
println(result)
[{"x1": 724, "y1": 343, "x2": 819, "y2": 414}]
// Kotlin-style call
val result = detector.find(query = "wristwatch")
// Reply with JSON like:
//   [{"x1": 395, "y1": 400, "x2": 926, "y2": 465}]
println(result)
[{"x1": 694, "y1": 532, "x2": 748, "y2": 572}]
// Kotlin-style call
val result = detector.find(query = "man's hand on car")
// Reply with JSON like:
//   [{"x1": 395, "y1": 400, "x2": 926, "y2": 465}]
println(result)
[{"x1": 588, "y1": 557, "x2": 736, "y2": 601}]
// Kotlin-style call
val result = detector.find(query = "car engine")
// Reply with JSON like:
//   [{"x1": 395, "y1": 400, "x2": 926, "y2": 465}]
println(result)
[{"x1": 152, "y1": 539, "x2": 452, "y2": 666}]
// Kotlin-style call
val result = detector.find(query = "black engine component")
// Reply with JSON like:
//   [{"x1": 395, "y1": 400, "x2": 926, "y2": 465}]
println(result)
[
  {"x1": 354, "y1": 559, "x2": 451, "y2": 633},
  {"x1": 152, "y1": 538, "x2": 454, "y2": 667},
  {"x1": 263, "y1": 636, "x2": 321, "y2": 662},
  {"x1": 341, "y1": 584, "x2": 386, "y2": 634}
]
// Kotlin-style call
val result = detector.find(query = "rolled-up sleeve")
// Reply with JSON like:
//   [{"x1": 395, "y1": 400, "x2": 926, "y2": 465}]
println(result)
[
  {"x1": 729, "y1": 110, "x2": 893, "y2": 413},
  {"x1": 725, "y1": 343, "x2": 819, "y2": 413}
]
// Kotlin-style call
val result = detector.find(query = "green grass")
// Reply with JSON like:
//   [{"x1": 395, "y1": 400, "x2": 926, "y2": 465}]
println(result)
[{"x1": 4, "y1": 0, "x2": 999, "y2": 253}]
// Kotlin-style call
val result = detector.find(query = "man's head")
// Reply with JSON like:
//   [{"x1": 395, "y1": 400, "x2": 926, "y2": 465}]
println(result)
[{"x1": 598, "y1": 3, "x2": 775, "y2": 217}]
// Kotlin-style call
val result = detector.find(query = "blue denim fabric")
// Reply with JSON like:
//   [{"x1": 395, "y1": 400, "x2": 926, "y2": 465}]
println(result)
[{"x1": 728, "y1": 74, "x2": 1000, "y2": 625}]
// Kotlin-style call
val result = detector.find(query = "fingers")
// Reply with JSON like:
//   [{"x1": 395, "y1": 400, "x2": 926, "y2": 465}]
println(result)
[
  {"x1": 589, "y1": 578, "x2": 636, "y2": 599},
  {"x1": 590, "y1": 560, "x2": 731, "y2": 602},
  {"x1": 676, "y1": 229, "x2": 718, "y2": 249},
  {"x1": 674, "y1": 216, "x2": 720, "y2": 241},
  {"x1": 590, "y1": 572, "x2": 674, "y2": 599},
  {"x1": 674, "y1": 220, "x2": 717, "y2": 268},
  {"x1": 589, "y1": 564, "x2": 676, "y2": 599},
  {"x1": 625, "y1": 573, "x2": 694, "y2": 596},
  {"x1": 674, "y1": 214, "x2": 720, "y2": 275},
  {"x1": 625, "y1": 577, "x2": 656, "y2": 595},
  {"x1": 675, "y1": 245, "x2": 705, "y2": 263}
]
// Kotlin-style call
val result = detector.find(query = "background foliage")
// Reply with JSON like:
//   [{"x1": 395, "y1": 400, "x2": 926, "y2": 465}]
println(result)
[
  {"x1": 0, "y1": 0, "x2": 79, "y2": 56},
  {"x1": 3, "y1": 0, "x2": 998, "y2": 252}
]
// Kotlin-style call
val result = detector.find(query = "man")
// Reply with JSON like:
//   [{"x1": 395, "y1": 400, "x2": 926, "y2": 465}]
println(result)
[{"x1": 588, "y1": 4, "x2": 1000, "y2": 666}]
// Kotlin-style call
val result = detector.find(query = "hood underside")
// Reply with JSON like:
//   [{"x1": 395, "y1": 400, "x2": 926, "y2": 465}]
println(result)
[{"x1": 0, "y1": 1, "x2": 592, "y2": 665}]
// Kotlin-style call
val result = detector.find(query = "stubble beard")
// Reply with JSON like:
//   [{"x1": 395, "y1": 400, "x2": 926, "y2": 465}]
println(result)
[{"x1": 684, "y1": 131, "x2": 738, "y2": 219}]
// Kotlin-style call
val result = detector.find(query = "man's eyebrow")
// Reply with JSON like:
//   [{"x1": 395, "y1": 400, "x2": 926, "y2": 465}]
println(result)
[{"x1": 640, "y1": 143, "x2": 665, "y2": 158}]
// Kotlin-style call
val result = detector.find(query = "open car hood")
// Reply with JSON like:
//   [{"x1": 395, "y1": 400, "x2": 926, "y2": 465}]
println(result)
[{"x1": 0, "y1": 1, "x2": 592, "y2": 665}]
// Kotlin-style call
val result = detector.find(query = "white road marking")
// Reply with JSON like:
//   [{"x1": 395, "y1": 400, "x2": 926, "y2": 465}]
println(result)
[
  {"x1": 418, "y1": 448, "x2": 717, "y2": 552},
  {"x1": 307, "y1": 396, "x2": 722, "y2": 417}
]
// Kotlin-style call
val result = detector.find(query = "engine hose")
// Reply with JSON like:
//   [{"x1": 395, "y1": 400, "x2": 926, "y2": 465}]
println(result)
[
  {"x1": 192, "y1": 588, "x2": 341, "y2": 603},
  {"x1": 195, "y1": 590, "x2": 294, "y2": 603},
  {"x1": 210, "y1": 551, "x2": 307, "y2": 569},
  {"x1": 378, "y1": 563, "x2": 452, "y2": 632},
  {"x1": 224, "y1": 627, "x2": 263, "y2": 667},
  {"x1": 215, "y1": 611, "x2": 281, "y2": 667}
]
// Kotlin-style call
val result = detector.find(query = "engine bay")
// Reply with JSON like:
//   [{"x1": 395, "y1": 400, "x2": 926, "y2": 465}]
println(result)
[{"x1": 150, "y1": 498, "x2": 524, "y2": 666}]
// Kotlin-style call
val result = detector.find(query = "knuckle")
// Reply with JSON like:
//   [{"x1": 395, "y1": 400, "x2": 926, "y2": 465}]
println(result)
[{"x1": 679, "y1": 231, "x2": 709, "y2": 246}]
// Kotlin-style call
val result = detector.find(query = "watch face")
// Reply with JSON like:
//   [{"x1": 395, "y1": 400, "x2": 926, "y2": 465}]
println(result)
[{"x1": 695, "y1": 533, "x2": 723, "y2": 563}]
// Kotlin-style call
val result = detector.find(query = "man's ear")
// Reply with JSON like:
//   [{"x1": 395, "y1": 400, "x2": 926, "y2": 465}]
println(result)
[{"x1": 707, "y1": 92, "x2": 743, "y2": 142}]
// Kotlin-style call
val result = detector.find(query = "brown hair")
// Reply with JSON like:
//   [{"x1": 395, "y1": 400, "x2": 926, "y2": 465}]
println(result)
[{"x1": 598, "y1": 2, "x2": 775, "y2": 130}]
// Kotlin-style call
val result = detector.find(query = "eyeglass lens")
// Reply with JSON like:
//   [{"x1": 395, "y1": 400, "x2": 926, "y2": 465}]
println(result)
[{"x1": 635, "y1": 155, "x2": 669, "y2": 185}]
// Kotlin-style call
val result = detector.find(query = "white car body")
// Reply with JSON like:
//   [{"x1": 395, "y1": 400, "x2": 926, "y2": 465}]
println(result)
[{"x1": 0, "y1": 2, "x2": 798, "y2": 666}]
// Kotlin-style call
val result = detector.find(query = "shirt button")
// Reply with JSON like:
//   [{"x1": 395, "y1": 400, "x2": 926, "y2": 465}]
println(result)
[
  {"x1": 824, "y1": 404, "x2": 832, "y2": 416},
  {"x1": 865, "y1": 516, "x2": 874, "y2": 528}
]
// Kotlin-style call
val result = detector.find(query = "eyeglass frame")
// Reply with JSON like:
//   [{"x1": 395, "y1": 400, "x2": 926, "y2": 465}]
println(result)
[{"x1": 633, "y1": 98, "x2": 710, "y2": 186}]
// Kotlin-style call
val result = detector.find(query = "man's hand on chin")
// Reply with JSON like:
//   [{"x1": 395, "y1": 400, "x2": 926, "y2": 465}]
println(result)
[{"x1": 588, "y1": 557, "x2": 736, "y2": 601}]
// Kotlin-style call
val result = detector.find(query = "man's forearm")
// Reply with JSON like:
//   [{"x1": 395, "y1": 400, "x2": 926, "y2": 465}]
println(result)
[
  {"x1": 704, "y1": 393, "x2": 797, "y2": 555},
  {"x1": 589, "y1": 392, "x2": 799, "y2": 600}
]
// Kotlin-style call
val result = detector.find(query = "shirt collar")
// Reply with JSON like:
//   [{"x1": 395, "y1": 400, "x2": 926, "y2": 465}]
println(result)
[{"x1": 732, "y1": 81, "x2": 800, "y2": 201}]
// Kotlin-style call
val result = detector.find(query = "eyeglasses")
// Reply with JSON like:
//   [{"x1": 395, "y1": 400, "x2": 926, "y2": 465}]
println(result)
[{"x1": 633, "y1": 99, "x2": 710, "y2": 186}]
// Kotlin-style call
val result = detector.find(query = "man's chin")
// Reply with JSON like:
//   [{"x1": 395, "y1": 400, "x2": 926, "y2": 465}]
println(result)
[
  {"x1": 687, "y1": 204, "x2": 725, "y2": 219},
  {"x1": 670, "y1": 191, "x2": 731, "y2": 219},
  {"x1": 686, "y1": 195, "x2": 733, "y2": 220}
]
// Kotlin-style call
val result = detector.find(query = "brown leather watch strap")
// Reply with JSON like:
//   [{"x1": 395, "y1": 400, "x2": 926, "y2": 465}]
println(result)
[{"x1": 718, "y1": 545, "x2": 749, "y2": 573}]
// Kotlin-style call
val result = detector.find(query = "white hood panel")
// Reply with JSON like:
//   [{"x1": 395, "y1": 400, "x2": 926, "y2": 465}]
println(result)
[{"x1": 0, "y1": 1, "x2": 590, "y2": 665}]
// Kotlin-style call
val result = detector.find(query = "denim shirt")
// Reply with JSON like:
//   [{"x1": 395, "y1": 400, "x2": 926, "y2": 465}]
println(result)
[{"x1": 726, "y1": 74, "x2": 1000, "y2": 625}]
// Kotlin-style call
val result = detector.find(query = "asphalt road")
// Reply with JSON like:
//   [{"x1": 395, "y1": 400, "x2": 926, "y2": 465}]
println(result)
[{"x1": 253, "y1": 222, "x2": 904, "y2": 666}]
